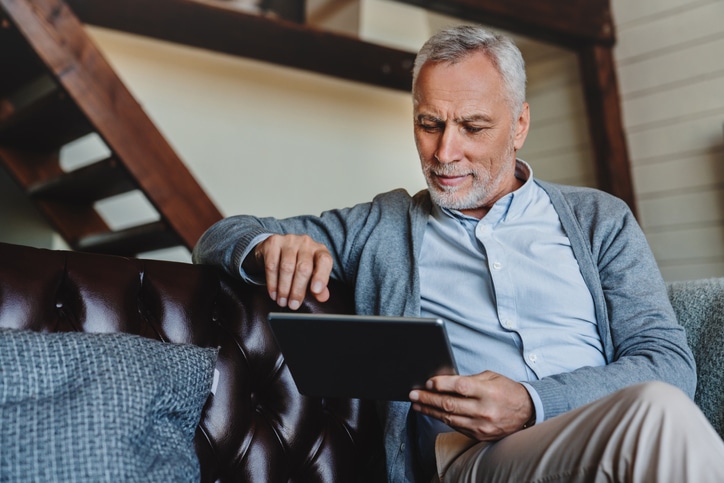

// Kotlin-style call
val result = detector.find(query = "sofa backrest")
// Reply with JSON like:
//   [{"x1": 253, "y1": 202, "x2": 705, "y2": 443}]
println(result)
[
  {"x1": 3, "y1": 241, "x2": 722, "y2": 479},
  {"x1": 667, "y1": 278, "x2": 724, "y2": 438},
  {"x1": 0, "y1": 242, "x2": 382, "y2": 482}
]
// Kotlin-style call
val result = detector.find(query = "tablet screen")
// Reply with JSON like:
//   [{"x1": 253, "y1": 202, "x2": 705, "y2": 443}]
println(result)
[{"x1": 267, "y1": 313, "x2": 458, "y2": 401}]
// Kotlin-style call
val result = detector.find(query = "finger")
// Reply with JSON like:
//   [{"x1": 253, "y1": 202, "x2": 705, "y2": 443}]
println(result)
[
  {"x1": 287, "y1": 241, "x2": 332, "y2": 309},
  {"x1": 309, "y1": 249, "x2": 333, "y2": 302},
  {"x1": 410, "y1": 388, "x2": 468, "y2": 415},
  {"x1": 410, "y1": 392, "x2": 497, "y2": 441},
  {"x1": 425, "y1": 375, "x2": 475, "y2": 397},
  {"x1": 273, "y1": 243, "x2": 302, "y2": 308},
  {"x1": 258, "y1": 237, "x2": 281, "y2": 302},
  {"x1": 259, "y1": 235, "x2": 333, "y2": 309},
  {"x1": 409, "y1": 396, "x2": 474, "y2": 431},
  {"x1": 313, "y1": 286, "x2": 330, "y2": 303},
  {"x1": 411, "y1": 383, "x2": 488, "y2": 424},
  {"x1": 287, "y1": 252, "x2": 316, "y2": 310}
]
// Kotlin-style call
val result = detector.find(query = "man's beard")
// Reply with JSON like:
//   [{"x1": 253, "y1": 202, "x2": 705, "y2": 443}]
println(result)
[{"x1": 423, "y1": 146, "x2": 517, "y2": 212}]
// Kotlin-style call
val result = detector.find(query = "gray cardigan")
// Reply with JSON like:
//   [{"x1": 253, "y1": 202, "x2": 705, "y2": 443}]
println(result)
[{"x1": 193, "y1": 180, "x2": 696, "y2": 482}]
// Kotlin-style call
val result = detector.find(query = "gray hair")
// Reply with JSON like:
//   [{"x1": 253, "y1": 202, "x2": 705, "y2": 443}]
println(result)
[{"x1": 412, "y1": 25, "x2": 527, "y2": 114}]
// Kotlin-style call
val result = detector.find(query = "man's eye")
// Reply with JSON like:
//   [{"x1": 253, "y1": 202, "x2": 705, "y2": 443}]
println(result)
[
  {"x1": 419, "y1": 123, "x2": 442, "y2": 132},
  {"x1": 464, "y1": 126, "x2": 483, "y2": 134}
]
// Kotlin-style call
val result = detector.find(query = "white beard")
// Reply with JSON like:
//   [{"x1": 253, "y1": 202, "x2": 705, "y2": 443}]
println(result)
[{"x1": 423, "y1": 142, "x2": 517, "y2": 212}]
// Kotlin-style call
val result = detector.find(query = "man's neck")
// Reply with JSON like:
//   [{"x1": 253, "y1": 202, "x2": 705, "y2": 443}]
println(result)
[{"x1": 461, "y1": 160, "x2": 529, "y2": 219}]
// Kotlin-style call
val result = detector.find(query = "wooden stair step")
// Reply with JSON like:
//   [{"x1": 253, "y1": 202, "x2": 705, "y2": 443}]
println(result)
[
  {"x1": 0, "y1": 13, "x2": 49, "y2": 96},
  {"x1": 0, "y1": 74, "x2": 57, "y2": 127},
  {"x1": 0, "y1": 146, "x2": 64, "y2": 189},
  {"x1": 28, "y1": 157, "x2": 136, "y2": 203},
  {"x1": 0, "y1": 77, "x2": 92, "y2": 150},
  {"x1": 34, "y1": 197, "x2": 112, "y2": 245},
  {"x1": 75, "y1": 221, "x2": 182, "y2": 256}
]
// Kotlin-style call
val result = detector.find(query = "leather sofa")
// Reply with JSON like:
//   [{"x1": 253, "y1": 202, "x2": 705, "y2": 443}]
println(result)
[
  {"x1": 1, "y1": 242, "x2": 723, "y2": 482},
  {"x1": 0, "y1": 242, "x2": 382, "y2": 482}
]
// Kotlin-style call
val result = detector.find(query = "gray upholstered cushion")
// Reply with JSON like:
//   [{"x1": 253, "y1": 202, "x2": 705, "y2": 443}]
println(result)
[
  {"x1": 667, "y1": 278, "x2": 724, "y2": 437},
  {"x1": 0, "y1": 330, "x2": 217, "y2": 482}
]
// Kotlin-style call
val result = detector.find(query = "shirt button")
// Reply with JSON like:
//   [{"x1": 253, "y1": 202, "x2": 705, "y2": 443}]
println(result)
[
  {"x1": 400, "y1": 443, "x2": 406, "y2": 451},
  {"x1": 503, "y1": 319, "x2": 514, "y2": 329},
  {"x1": 528, "y1": 354, "x2": 538, "y2": 363},
  {"x1": 492, "y1": 261, "x2": 503, "y2": 270}
]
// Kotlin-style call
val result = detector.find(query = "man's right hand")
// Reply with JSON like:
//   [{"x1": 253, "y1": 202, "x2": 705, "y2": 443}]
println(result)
[{"x1": 246, "y1": 234, "x2": 332, "y2": 310}]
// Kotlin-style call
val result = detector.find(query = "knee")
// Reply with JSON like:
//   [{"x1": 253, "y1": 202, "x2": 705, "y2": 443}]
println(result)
[
  {"x1": 618, "y1": 381, "x2": 695, "y2": 414},
  {"x1": 624, "y1": 380, "x2": 687, "y2": 399}
]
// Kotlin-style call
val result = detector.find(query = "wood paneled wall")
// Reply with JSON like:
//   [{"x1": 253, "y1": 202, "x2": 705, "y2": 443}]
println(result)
[
  {"x1": 612, "y1": 0, "x2": 724, "y2": 280},
  {"x1": 517, "y1": 41, "x2": 596, "y2": 189}
]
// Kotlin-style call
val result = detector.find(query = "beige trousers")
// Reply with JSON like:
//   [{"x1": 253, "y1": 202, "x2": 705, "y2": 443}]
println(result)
[{"x1": 435, "y1": 382, "x2": 724, "y2": 482}]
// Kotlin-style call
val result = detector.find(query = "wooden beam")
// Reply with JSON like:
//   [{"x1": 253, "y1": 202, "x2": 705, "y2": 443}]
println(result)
[
  {"x1": 578, "y1": 44, "x2": 636, "y2": 215},
  {"x1": 392, "y1": 0, "x2": 614, "y2": 48},
  {"x1": 65, "y1": 0, "x2": 416, "y2": 92}
]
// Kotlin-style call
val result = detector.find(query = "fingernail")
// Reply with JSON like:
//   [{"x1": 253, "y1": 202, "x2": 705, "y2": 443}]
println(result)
[
  {"x1": 278, "y1": 297, "x2": 287, "y2": 307},
  {"x1": 311, "y1": 281, "x2": 323, "y2": 294},
  {"x1": 409, "y1": 390, "x2": 419, "y2": 401},
  {"x1": 270, "y1": 292, "x2": 277, "y2": 300},
  {"x1": 289, "y1": 300, "x2": 300, "y2": 310}
]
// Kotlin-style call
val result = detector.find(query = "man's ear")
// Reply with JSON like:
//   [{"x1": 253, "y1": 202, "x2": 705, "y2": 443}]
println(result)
[{"x1": 513, "y1": 102, "x2": 530, "y2": 151}]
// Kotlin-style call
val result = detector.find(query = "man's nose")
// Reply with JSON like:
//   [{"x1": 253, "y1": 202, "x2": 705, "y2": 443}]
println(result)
[{"x1": 434, "y1": 127, "x2": 462, "y2": 163}]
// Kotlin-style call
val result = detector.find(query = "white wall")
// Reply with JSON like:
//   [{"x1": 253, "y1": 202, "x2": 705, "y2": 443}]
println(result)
[
  {"x1": 84, "y1": 26, "x2": 425, "y2": 221},
  {"x1": 0, "y1": 168, "x2": 59, "y2": 249},
  {"x1": 612, "y1": 0, "x2": 724, "y2": 280}
]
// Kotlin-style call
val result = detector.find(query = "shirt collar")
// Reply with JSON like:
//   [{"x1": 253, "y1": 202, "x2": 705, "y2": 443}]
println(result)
[{"x1": 438, "y1": 159, "x2": 535, "y2": 224}]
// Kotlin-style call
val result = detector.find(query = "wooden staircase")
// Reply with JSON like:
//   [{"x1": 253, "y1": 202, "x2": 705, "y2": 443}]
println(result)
[{"x1": 0, "y1": 0, "x2": 222, "y2": 257}]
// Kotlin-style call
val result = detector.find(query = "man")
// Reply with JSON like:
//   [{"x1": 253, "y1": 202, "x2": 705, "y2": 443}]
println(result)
[{"x1": 194, "y1": 25, "x2": 724, "y2": 482}]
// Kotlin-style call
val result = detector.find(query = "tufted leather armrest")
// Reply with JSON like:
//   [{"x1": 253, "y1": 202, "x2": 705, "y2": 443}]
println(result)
[{"x1": 0, "y1": 242, "x2": 383, "y2": 482}]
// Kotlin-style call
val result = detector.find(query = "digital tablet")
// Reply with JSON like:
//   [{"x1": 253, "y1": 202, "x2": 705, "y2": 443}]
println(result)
[{"x1": 267, "y1": 312, "x2": 458, "y2": 401}]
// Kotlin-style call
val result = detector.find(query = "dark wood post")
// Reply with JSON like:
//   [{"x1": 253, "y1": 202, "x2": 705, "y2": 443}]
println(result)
[{"x1": 578, "y1": 44, "x2": 637, "y2": 215}]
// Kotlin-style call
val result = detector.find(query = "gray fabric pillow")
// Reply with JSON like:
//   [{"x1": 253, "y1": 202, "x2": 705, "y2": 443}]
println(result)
[
  {"x1": 667, "y1": 277, "x2": 724, "y2": 438},
  {"x1": 0, "y1": 329, "x2": 218, "y2": 482}
]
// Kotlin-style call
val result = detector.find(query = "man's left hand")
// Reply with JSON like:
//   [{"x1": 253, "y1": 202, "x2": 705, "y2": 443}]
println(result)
[{"x1": 409, "y1": 370, "x2": 534, "y2": 441}]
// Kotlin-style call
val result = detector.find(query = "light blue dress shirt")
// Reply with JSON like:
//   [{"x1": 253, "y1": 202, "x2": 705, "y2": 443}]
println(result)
[{"x1": 415, "y1": 161, "x2": 605, "y2": 473}]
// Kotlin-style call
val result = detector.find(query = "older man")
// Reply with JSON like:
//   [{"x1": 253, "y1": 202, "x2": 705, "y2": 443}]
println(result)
[{"x1": 194, "y1": 25, "x2": 724, "y2": 482}]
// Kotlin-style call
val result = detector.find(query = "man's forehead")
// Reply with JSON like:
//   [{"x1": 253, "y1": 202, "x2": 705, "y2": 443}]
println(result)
[
  {"x1": 413, "y1": 92, "x2": 501, "y2": 120},
  {"x1": 414, "y1": 59, "x2": 505, "y2": 106}
]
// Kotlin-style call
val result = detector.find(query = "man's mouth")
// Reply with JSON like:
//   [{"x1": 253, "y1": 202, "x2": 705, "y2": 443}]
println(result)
[{"x1": 434, "y1": 173, "x2": 469, "y2": 188}]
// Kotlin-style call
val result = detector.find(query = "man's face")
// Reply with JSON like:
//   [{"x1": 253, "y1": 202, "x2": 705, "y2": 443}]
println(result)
[{"x1": 413, "y1": 52, "x2": 530, "y2": 219}]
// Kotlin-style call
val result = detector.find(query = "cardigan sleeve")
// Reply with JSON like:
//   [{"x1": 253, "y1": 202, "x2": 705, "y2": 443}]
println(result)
[
  {"x1": 191, "y1": 189, "x2": 419, "y2": 289},
  {"x1": 528, "y1": 183, "x2": 697, "y2": 420}
]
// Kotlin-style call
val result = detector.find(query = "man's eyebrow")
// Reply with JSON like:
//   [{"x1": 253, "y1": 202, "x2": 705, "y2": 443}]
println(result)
[
  {"x1": 456, "y1": 114, "x2": 494, "y2": 123},
  {"x1": 416, "y1": 114, "x2": 443, "y2": 123},
  {"x1": 415, "y1": 113, "x2": 494, "y2": 124}
]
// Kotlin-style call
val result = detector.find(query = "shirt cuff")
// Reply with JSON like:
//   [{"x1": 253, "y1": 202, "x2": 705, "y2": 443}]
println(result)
[
  {"x1": 237, "y1": 233, "x2": 273, "y2": 285},
  {"x1": 519, "y1": 382, "x2": 545, "y2": 425}
]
